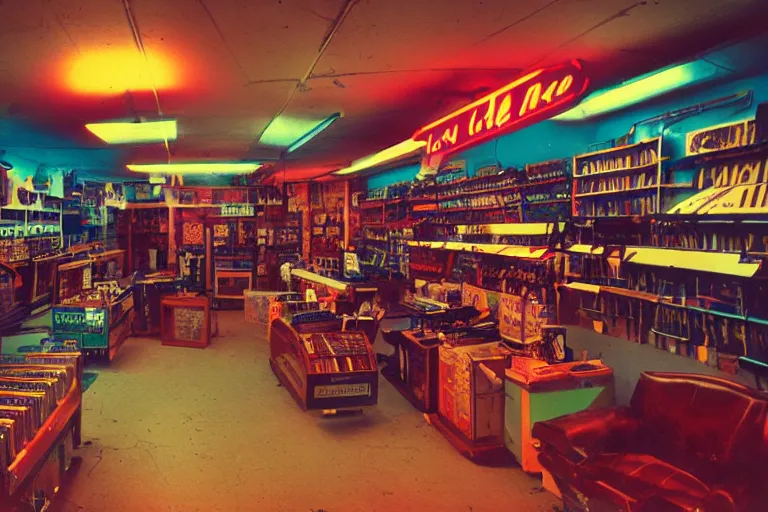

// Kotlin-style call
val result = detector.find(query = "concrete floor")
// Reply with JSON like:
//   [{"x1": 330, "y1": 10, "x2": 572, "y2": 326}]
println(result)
[{"x1": 50, "y1": 311, "x2": 559, "y2": 512}]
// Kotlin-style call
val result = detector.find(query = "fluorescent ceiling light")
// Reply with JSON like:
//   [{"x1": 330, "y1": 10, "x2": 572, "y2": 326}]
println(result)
[
  {"x1": 287, "y1": 113, "x2": 342, "y2": 153},
  {"x1": 86, "y1": 120, "x2": 177, "y2": 144},
  {"x1": 554, "y1": 60, "x2": 720, "y2": 121},
  {"x1": 127, "y1": 163, "x2": 261, "y2": 174},
  {"x1": 259, "y1": 116, "x2": 332, "y2": 147},
  {"x1": 335, "y1": 139, "x2": 426, "y2": 175}
]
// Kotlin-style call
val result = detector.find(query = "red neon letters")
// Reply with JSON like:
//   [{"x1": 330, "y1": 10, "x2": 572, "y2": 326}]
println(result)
[{"x1": 413, "y1": 60, "x2": 588, "y2": 157}]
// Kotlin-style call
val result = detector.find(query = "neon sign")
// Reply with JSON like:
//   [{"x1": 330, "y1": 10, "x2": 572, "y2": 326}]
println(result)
[
  {"x1": 413, "y1": 60, "x2": 588, "y2": 157},
  {"x1": 0, "y1": 223, "x2": 61, "y2": 239}
]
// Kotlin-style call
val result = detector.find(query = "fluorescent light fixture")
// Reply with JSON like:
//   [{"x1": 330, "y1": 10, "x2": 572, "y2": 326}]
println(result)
[
  {"x1": 86, "y1": 120, "x2": 177, "y2": 144},
  {"x1": 554, "y1": 60, "x2": 721, "y2": 121},
  {"x1": 259, "y1": 116, "x2": 333, "y2": 147},
  {"x1": 335, "y1": 139, "x2": 426, "y2": 175},
  {"x1": 286, "y1": 113, "x2": 342, "y2": 153},
  {"x1": 127, "y1": 162, "x2": 261, "y2": 174}
]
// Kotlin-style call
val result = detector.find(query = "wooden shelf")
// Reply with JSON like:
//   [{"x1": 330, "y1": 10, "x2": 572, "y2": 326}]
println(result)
[
  {"x1": 574, "y1": 185, "x2": 657, "y2": 199},
  {"x1": 573, "y1": 159, "x2": 667, "y2": 179},
  {"x1": 575, "y1": 138, "x2": 661, "y2": 159},
  {"x1": 438, "y1": 205, "x2": 507, "y2": 212},
  {"x1": 526, "y1": 198, "x2": 570, "y2": 205},
  {"x1": 437, "y1": 177, "x2": 567, "y2": 201}
]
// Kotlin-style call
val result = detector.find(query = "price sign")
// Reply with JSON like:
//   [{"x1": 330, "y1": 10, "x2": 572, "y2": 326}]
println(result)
[{"x1": 413, "y1": 60, "x2": 588, "y2": 157}]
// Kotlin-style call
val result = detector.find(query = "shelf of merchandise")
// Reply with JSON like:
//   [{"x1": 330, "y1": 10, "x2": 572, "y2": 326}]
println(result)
[
  {"x1": 572, "y1": 137, "x2": 664, "y2": 218},
  {"x1": 406, "y1": 240, "x2": 550, "y2": 259}
]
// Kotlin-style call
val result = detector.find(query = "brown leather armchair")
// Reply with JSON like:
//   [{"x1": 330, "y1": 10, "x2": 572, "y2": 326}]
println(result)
[{"x1": 533, "y1": 372, "x2": 768, "y2": 512}]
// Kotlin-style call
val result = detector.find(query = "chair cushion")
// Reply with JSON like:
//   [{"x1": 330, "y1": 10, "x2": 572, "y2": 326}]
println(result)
[
  {"x1": 630, "y1": 372, "x2": 767, "y2": 475},
  {"x1": 586, "y1": 452, "x2": 709, "y2": 509}
]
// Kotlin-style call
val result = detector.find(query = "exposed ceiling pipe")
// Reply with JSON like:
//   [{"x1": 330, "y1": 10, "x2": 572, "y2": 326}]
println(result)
[
  {"x1": 301, "y1": 0, "x2": 359, "y2": 86},
  {"x1": 121, "y1": 0, "x2": 172, "y2": 164}
]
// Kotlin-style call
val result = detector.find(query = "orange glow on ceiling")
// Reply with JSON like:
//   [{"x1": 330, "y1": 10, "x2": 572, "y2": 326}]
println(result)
[{"x1": 66, "y1": 47, "x2": 178, "y2": 95}]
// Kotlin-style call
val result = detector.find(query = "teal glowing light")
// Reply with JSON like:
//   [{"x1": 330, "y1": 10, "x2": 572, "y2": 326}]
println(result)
[
  {"x1": 287, "y1": 113, "x2": 342, "y2": 153},
  {"x1": 555, "y1": 60, "x2": 721, "y2": 121},
  {"x1": 259, "y1": 113, "x2": 342, "y2": 152}
]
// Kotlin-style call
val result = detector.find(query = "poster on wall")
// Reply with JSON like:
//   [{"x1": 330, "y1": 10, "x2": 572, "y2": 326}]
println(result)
[{"x1": 310, "y1": 182, "x2": 345, "y2": 257}]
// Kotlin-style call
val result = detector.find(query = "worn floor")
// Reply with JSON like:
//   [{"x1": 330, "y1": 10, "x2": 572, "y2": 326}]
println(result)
[{"x1": 50, "y1": 311, "x2": 559, "y2": 512}]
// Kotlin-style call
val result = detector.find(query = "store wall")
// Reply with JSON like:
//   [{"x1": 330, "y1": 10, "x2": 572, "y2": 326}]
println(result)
[
  {"x1": 366, "y1": 163, "x2": 421, "y2": 190},
  {"x1": 568, "y1": 327, "x2": 752, "y2": 405}
]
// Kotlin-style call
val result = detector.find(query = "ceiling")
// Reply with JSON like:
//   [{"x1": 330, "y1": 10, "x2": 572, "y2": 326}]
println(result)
[{"x1": 0, "y1": 0, "x2": 766, "y2": 181}]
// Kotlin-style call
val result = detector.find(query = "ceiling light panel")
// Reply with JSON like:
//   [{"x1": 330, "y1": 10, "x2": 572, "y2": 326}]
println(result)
[{"x1": 86, "y1": 120, "x2": 177, "y2": 144}]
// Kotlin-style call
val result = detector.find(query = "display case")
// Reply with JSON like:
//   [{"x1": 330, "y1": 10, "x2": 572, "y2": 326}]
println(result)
[
  {"x1": 51, "y1": 285, "x2": 134, "y2": 361},
  {"x1": 427, "y1": 342, "x2": 511, "y2": 463},
  {"x1": 269, "y1": 314, "x2": 378, "y2": 411},
  {"x1": 214, "y1": 267, "x2": 252, "y2": 301},
  {"x1": 381, "y1": 329, "x2": 441, "y2": 413},
  {"x1": 160, "y1": 294, "x2": 211, "y2": 348},
  {"x1": 290, "y1": 268, "x2": 377, "y2": 315}
]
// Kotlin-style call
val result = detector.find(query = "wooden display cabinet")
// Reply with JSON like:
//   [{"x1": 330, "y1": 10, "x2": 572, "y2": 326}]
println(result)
[
  {"x1": 269, "y1": 317, "x2": 378, "y2": 411},
  {"x1": 382, "y1": 329, "x2": 441, "y2": 413},
  {"x1": 160, "y1": 294, "x2": 211, "y2": 348},
  {"x1": 214, "y1": 268, "x2": 253, "y2": 300},
  {"x1": 427, "y1": 342, "x2": 511, "y2": 463}
]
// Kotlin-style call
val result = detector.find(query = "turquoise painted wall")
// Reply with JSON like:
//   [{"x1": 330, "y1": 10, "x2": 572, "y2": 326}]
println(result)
[{"x1": 366, "y1": 163, "x2": 421, "y2": 190}]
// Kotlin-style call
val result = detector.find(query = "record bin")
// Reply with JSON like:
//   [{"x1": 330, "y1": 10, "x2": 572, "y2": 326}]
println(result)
[{"x1": 269, "y1": 313, "x2": 378, "y2": 411}]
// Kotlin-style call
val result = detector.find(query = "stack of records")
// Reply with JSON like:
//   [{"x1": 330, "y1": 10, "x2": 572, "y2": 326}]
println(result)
[
  {"x1": 301, "y1": 332, "x2": 374, "y2": 373},
  {"x1": 0, "y1": 345, "x2": 80, "y2": 472}
]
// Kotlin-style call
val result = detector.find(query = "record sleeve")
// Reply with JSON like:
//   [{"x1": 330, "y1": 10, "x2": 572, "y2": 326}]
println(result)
[
  {"x1": 0, "y1": 405, "x2": 33, "y2": 443},
  {"x1": 0, "y1": 418, "x2": 20, "y2": 459},
  {"x1": 0, "y1": 392, "x2": 45, "y2": 429}
]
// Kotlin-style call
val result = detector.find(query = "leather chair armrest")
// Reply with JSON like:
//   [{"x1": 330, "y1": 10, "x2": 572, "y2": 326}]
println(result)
[
  {"x1": 705, "y1": 479, "x2": 768, "y2": 512},
  {"x1": 532, "y1": 406, "x2": 639, "y2": 462}
]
